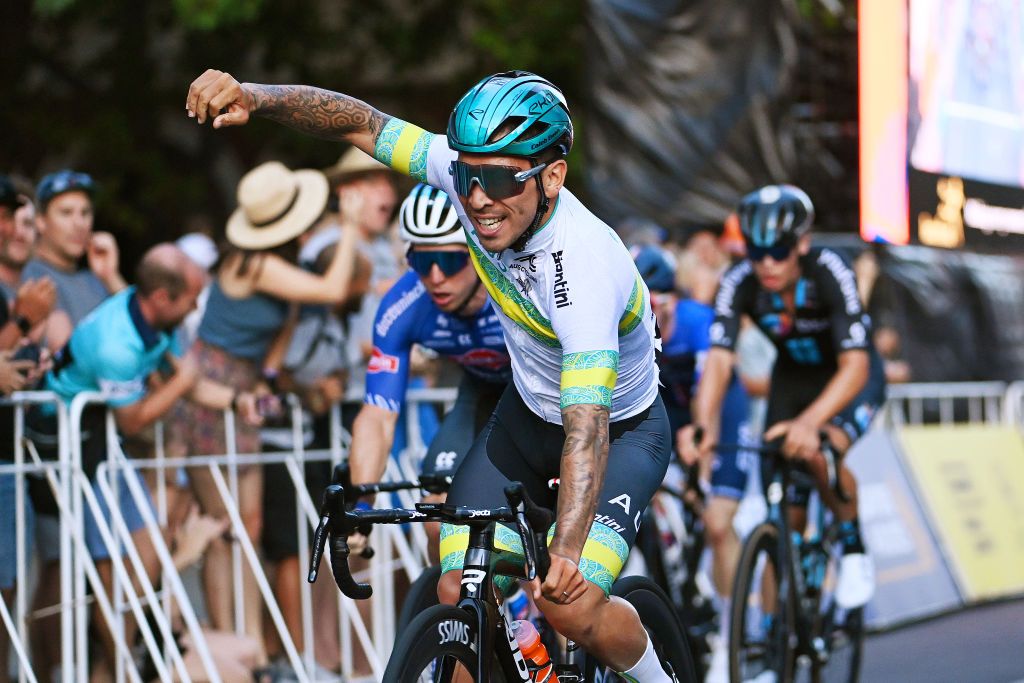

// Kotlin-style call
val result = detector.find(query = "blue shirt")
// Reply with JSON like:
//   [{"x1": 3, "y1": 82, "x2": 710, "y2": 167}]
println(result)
[
  {"x1": 365, "y1": 271, "x2": 511, "y2": 412},
  {"x1": 46, "y1": 287, "x2": 182, "y2": 408},
  {"x1": 197, "y1": 281, "x2": 289, "y2": 362}
]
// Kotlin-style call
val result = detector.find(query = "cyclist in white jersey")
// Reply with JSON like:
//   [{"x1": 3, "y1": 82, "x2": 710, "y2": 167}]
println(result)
[{"x1": 187, "y1": 69, "x2": 674, "y2": 681}]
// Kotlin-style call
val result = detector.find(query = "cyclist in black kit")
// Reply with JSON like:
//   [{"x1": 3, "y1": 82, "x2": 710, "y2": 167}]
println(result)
[{"x1": 679, "y1": 185, "x2": 884, "y2": 610}]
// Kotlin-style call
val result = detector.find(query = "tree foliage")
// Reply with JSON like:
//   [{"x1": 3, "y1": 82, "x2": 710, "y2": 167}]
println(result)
[{"x1": 5, "y1": 0, "x2": 583, "y2": 266}]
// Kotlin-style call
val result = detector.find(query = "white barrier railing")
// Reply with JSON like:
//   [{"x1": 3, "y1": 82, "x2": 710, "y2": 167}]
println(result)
[
  {"x1": 8, "y1": 379, "x2": 1024, "y2": 682},
  {"x1": 1003, "y1": 381, "x2": 1024, "y2": 426},
  {"x1": 2, "y1": 386, "x2": 455, "y2": 683},
  {"x1": 882, "y1": 381, "x2": 1009, "y2": 427}
]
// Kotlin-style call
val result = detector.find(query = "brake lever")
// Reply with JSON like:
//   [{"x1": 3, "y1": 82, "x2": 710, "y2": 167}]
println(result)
[
  {"x1": 505, "y1": 483, "x2": 538, "y2": 580},
  {"x1": 505, "y1": 482, "x2": 552, "y2": 582},
  {"x1": 307, "y1": 484, "x2": 374, "y2": 599}
]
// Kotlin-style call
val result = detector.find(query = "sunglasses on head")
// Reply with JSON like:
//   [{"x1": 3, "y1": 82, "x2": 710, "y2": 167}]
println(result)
[
  {"x1": 448, "y1": 160, "x2": 546, "y2": 200},
  {"x1": 407, "y1": 250, "x2": 471, "y2": 278},
  {"x1": 747, "y1": 242, "x2": 794, "y2": 262},
  {"x1": 41, "y1": 171, "x2": 95, "y2": 200}
]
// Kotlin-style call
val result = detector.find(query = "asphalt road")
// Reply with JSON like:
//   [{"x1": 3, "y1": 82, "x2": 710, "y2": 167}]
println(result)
[{"x1": 861, "y1": 599, "x2": 1024, "y2": 682}]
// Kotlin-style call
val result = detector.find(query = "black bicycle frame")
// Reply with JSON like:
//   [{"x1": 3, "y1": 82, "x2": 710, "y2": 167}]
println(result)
[
  {"x1": 309, "y1": 481, "x2": 552, "y2": 681},
  {"x1": 759, "y1": 438, "x2": 846, "y2": 668}
]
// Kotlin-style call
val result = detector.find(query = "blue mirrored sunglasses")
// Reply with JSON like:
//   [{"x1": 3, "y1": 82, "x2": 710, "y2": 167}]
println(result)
[
  {"x1": 747, "y1": 243, "x2": 794, "y2": 262},
  {"x1": 407, "y1": 250, "x2": 471, "y2": 278}
]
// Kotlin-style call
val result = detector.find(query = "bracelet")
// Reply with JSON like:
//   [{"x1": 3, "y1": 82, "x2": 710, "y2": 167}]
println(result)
[
  {"x1": 13, "y1": 316, "x2": 31, "y2": 335},
  {"x1": 230, "y1": 392, "x2": 241, "y2": 412}
]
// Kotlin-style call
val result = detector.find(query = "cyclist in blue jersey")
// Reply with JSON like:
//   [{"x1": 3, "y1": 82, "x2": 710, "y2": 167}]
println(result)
[
  {"x1": 346, "y1": 184, "x2": 509, "y2": 554},
  {"x1": 680, "y1": 186, "x2": 884, "y2": 614},
  {"x1": 188, "y1": 68, "x2": 674, "y2": 680}
]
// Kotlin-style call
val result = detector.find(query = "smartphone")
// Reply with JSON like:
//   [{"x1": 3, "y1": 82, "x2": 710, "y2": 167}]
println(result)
[
  {"x1": 11, "y1": 344, "x2": 40, "y2": 364},
  {"x1": 256, "y1": 394, "x2": 283, "y2": 418}
]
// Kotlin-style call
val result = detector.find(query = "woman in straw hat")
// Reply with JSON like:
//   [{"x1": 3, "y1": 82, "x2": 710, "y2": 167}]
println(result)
[{"x1": 168, "y1": 161, "x2": 358, "y2": 664}]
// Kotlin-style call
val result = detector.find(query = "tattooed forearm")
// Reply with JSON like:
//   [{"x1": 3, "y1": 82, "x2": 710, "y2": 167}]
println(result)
[
  {"x1": 552, "y1": 404, "x2": 610, "y2": 559},
  {"x1": 245, "y1": 84, "x2": 390, "y2": 142}
]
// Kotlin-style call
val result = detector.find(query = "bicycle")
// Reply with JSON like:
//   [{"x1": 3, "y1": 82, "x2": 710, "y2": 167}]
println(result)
[
  {"x1": 308, "y1": 480, "x2": 697, "y2": 681},
  {"x1": 722, "y1": 436, "x2": 865, "y2": 682}
]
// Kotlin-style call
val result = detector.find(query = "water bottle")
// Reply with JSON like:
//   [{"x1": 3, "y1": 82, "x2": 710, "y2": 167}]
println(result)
[
  {"x1": 512, "y1": 619, "x2": 554, "y2": 682},
  {"x1": 506, "y1": 586, "x2": 531, "y2": 623}
]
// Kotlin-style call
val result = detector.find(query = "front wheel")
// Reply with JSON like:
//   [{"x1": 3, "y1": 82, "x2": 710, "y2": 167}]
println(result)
[
  {"x1": 812, "y1": 603, "x2": 864, "y2": 683},
  {"x1": 385, "y1": 604, "x2": 508, "y2": 682},
  {"x1": 730, "y1": 522, "x2": 796, "y2": 683},
  {"x1": 584, "y1": 575, "x2": 698, "y2": 682}
]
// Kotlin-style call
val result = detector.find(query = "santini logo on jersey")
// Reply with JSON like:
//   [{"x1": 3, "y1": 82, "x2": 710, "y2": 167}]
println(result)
[
  {"x1": 367, "y1": 347, "x2": 400, "y2": 374},
  {"x1": 551, "y1": 250, "x2": 572, "y2": 308}
]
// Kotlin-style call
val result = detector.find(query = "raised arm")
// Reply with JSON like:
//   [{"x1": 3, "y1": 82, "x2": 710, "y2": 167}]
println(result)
[{"x1": 185, "y1": 70, "x2": 391, "y2": 155}]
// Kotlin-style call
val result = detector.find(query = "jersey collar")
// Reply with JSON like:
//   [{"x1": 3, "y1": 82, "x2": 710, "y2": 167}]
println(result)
[{"x1": 127, "y1": 288, "x2": 162, "y2": 350}]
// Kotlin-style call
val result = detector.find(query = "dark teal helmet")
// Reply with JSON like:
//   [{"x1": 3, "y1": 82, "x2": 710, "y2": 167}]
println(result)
[
  {"x1": 737, "y1": 185, "x2": 815, "y2": 248},
  {"x1": 447, "y1": 71, "x2": 573, "y2": 158}
]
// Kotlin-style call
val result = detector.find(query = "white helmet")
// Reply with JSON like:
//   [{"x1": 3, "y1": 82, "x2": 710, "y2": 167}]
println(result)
[{"x1": 399, "y1": 183, "x2": 466, "y2": 246}]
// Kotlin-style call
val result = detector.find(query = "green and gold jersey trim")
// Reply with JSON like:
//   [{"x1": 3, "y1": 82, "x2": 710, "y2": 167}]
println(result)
[
  {"x1": 373, "y1": 118, "x2": 433, "y2": 182},
  {"x1": 560, "y1": 350, "x2": 618, "y2": 409},
  {"x1": 466, "y1": 241, "x2": 561, "y2": 348},
  {"x1": 617, "y1": 273, "x2": 646, "y2": 336}
]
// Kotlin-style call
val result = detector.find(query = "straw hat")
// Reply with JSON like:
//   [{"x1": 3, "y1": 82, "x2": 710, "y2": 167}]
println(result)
[
  {"x1": 322, "y1": 147, "x2": 390, "y2": 185},
  {"x1": 226, "y1": 162, "x2": 329, "y2": 250}
]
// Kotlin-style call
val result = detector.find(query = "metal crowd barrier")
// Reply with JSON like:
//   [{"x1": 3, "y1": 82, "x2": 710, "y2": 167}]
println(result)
[
  {"x1": 12, "y1": 380, "x2": 1022, "y2": 682},
  {"x1": 881, "y1": 381, "x2": 1009, "y2": 427},
  {"x1": 1, "y1": 386, "x2": 456, "y2": 683}
]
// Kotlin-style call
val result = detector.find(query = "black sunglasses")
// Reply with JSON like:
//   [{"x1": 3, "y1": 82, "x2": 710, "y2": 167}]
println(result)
[
  {"x1": 747, "y1": 243, "x2": 794, "y2": 262},
  {"x1": 448, "y1": 160, "x2": 546, "y2": 200},
  {"x1": 407, "y1": 250, "x2": 471, "y2": 278}
]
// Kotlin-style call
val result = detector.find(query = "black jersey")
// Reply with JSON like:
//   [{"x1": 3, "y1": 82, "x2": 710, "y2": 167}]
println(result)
[{"x1": 709, "y1": 247, "x2": 873, "y2": 377}]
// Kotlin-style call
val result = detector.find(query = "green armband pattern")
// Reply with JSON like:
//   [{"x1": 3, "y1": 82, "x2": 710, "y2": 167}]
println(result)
[
  {"x1": 560, "y1": 350, "x2": 618, "y2": 409},
  {"x1": 373, "y1": 119, "x2": 433, "y2": 182}
]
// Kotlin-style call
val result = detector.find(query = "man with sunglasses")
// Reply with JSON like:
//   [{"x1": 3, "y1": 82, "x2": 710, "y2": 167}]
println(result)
[
  {"x1": 347, "y1": 184, "x2": 509, "y2": 550},
  {"x1": 680, "y1": 185, "x2": 886, "y2": 616},
  {"x1": 188, "y1": 68, "x2": 674, "y2": 681}
]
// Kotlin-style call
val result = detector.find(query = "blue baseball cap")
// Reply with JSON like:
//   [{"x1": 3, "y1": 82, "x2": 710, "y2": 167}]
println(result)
[{"x1": 36, "y1": 170, "x2": 95, "y2": 210}]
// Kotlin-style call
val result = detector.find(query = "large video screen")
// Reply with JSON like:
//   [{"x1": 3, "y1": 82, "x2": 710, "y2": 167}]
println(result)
[
  {"x1": 909, "y1": 0, "x2": 1024, "y2": 190},
  {"x1": 860, "y1": 0, "x2": 1024, "y2": 249}
]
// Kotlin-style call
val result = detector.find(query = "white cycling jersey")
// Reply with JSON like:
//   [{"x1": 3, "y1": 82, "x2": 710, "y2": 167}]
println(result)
[{"x1": 421, "y1": 136, "x2": 659, "y2": 424}]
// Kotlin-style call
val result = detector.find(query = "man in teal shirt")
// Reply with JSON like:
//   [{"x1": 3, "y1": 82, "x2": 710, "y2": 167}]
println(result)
[{"x1": 27, "y1": 243, "x2": 263, "y2": 681}]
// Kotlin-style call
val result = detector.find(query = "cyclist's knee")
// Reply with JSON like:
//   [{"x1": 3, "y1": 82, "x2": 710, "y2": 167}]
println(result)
[
  {"x1": 538, "y1": 584, "x2": 603, "y2": 644},
  {"x1": 437, "y1": 569, "x2": 461, "y2": 605},
  {"x1": 703, "y1": 499, "x2": 739, "y2": 548}
]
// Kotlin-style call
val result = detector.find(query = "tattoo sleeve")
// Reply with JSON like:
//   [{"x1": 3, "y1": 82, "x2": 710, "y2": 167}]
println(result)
[
  {"x1": 246, "y1": 84, "x2": 389, "y2": 142},
  {"x1": 552, "y1": 403, "x2": 610, "y2": 560}
]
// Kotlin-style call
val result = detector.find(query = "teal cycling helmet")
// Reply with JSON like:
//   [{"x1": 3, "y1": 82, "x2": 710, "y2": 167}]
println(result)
[
  {"x1": 448, "y1": 71, "x2": 573, "y2": 158},
  {"x1": 738, "y1": 184, "x2": 815, "y2": 248},
  {"x1": 447, "y1": 71, "x2": 573, "y2": 252}
]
